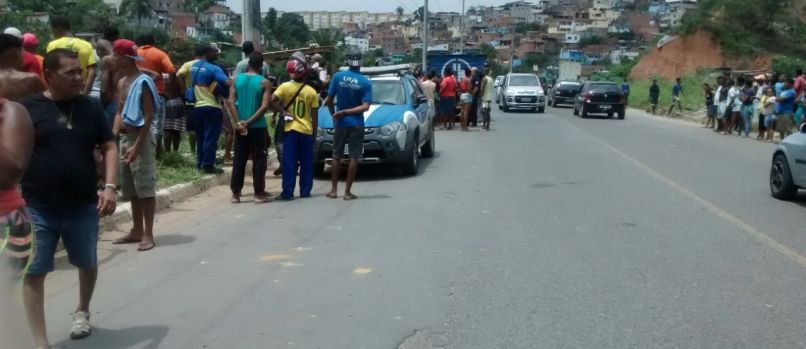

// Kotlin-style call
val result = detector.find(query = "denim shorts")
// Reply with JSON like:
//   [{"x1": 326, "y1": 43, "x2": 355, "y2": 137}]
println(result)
[{"x1": 27, "y1": 203, "x2": 99, "y2": 275}]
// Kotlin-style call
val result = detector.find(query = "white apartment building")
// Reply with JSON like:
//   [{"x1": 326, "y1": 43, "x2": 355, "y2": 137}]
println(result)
[
  {"x1": 297, "y1": 11, "x2": 408, "y2": 31},
  {"x1": 342, "y1": 35, "x2": 369, "y2": 52}
]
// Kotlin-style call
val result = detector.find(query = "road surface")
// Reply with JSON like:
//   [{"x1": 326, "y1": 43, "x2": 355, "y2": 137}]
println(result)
[{"x1": 38, "y1": 105, "x2": 806, "y2": 349}]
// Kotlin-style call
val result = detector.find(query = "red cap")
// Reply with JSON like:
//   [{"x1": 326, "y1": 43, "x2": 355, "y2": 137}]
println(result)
[
  {"x1": 112, "y1": 39, "x2": 143, "y2": 61},
  {"x1": 22, "y1": 33, "x2": 38, "y2": 47}
]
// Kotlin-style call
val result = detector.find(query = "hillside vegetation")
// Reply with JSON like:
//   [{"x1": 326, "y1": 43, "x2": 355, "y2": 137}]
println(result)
[{"x1": 677, "y1": 0, "x2": 806, "y2": 57}]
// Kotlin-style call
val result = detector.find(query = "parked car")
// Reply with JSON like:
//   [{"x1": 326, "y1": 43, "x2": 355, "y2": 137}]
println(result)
[
  {"x1": 315, "y1": 64, "x2": 436, "y2": 176},
  {"x1": 548, "y1": 81, "x2": 581, "y2": 107},
  {"x1": 769, "y1": 124, "x2": 806, "y2": 200},
  {"x1": 572, "y1": 81, "x2": 626, "y2": 119},
  {"x1": 498, "y1": 73, "x2": 546, "y2": 113},
  {"x1": 494, "y1": 75, "x2": 505, "y2": 103}
]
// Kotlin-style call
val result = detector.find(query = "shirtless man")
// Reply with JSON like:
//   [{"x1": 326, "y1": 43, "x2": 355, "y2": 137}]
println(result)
[
  {"x1": 111, "y1": 39, "x2": 158, "y2": 252},
  {"x1": 0, "y1": 95, "x2": 35, "y2": 349},
  {"x1": 0, "y1": 34, "x2": 45, "y2": 101}
]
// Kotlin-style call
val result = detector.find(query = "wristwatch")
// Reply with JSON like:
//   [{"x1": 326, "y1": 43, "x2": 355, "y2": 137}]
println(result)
[{"x1": 104, "y1": 183, "x2": 117, "y2": 191}]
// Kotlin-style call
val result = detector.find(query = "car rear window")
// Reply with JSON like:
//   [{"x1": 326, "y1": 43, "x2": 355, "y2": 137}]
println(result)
[
  {"x1": 558, "y1": 83, "x2": 581, "y2": 91},
  {"x1": 589, "y1": 84, "x2": 621, "y2": 93}
]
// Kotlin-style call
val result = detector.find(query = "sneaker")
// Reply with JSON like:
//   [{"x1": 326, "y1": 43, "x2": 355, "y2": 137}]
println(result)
[{"x1": 70, "y1": 311, "x2": 92, "y2": 340}]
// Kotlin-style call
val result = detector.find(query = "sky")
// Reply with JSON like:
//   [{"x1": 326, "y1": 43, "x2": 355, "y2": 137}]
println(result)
[{"x1": 226, "y1": 0, "x2": 509, "y2": 15}]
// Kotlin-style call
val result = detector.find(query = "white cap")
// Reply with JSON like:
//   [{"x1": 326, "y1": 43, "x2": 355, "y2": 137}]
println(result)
[{"x1": 3, "y1": 27, "x2": 22, "y2": 38}]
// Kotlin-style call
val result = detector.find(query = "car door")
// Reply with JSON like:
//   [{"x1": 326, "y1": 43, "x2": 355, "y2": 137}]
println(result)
[
  {"x1": 407, "y1": 78, "x2": 430, "y2": 146},
  {"x1": 792, "y1": 132, "x2": 806, "y2": 186}
]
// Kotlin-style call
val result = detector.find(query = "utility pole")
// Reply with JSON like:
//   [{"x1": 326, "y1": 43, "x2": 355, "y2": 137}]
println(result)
[
  {"x1": 509, "y1": 28, "x2": 514, "y2": 73},
  {"x1": 459, "y1": 0, "x2": 464, "y2": 54},
  {"x1": 242, "y1": 0, "x2": 261, "y2": 53},
  {"x1": 422, "y1": 0, "x2": 428, "y2": 71}
]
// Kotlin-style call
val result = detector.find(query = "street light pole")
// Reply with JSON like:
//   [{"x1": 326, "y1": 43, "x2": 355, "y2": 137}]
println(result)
[
  {"x1": 422, "y1": 0, "x2": 428, "y2": 71},
  {"x1": 459, "y1": 0, "x2": 464, "y2": 54}
]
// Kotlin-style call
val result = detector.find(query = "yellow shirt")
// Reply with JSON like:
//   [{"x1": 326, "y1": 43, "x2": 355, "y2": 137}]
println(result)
[
  {"x1": 46, "y1": 37, "x2": 97, "y2": 75},
  {"x1": 274, "y1": 81, "x2": 320, "y2": 135},
  {"x1": 177, "y1": 59, "x2": 199, "y2": 89}
]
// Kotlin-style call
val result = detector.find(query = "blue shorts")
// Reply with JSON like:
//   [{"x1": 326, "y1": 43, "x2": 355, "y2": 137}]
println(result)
[{"x1": 26, "y1": 203, "x2": 99, "y2": 275}]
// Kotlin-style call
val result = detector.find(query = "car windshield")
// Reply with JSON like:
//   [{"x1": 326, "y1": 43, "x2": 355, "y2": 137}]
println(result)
[
  {"x1": 509, "y1": 75, "x2": 539, "y2": 86},
  {"x1": 371, "y1": 80, "x2": 406, "y2": 105},
  {"x1": 558, "y1": 83, "x2": 581, "y2": 91},
  {"x1": 589, "y1": 84, "x2": 621, "y2": 93}
]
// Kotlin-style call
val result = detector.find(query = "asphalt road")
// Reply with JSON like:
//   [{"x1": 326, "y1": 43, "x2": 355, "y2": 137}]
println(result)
[{"x1": 37, "y1": 105, "x2": 806, "y2": 349}]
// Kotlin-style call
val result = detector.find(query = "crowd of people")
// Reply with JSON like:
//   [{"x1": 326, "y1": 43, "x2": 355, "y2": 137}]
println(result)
[
  {"x1": 0, "y1": 15, "x2": 375, "y2": 348},
  {"x1": 700, "y1": 71, "x2": 806, "y2": 142},
  {"x1": 415, "y1": 65, "x2": 495, "y2": 132}
]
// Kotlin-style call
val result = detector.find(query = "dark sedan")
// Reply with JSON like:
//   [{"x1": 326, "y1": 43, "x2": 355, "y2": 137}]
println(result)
[
  {"x1": 548, "y1": 81, "x2": 581, "y2": 107},
  {"x1": 573, "y1": 81, "x2": 626, "y2": 119}
]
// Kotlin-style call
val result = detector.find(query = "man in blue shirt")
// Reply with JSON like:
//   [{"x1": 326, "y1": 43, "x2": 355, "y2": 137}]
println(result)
[
  {"x1": 775, "y1": 78, "x2": 796, "y2": 139},
  {"x1": 325, "y1": 47, "x2": 371, "y2": 200},
  {"x1": 668, "y1": 77, "x2": 683, "y2": 115},
  {"x1": 190, "y1": 44, "x2": 230, "y2": 173}
]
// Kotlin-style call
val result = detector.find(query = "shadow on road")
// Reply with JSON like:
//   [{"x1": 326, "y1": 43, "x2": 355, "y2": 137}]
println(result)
[
  {"x1": 52, "y1": 325, "x2": 169, "y2": 349},
  {"x1": 315, "y1": 152, "x2": 440, "y2": 183},
  {"x1": 156, "y1": 234, "x2": 196, "y2": 247}
]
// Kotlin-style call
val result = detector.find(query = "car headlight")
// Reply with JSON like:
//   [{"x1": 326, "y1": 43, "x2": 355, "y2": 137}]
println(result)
[
  {"x1": 380, "y1": 122, "x2": 406, "y2": 136},
  {"x1": 537, "y1": 89, "x2": 545, "y2": 96}
]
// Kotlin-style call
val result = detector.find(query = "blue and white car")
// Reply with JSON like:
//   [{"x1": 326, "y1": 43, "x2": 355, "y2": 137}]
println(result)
[
  {"x1": 315, "y1": 64, "x2": 436, "y2": 175},
  {"x1": 770, "y1": 124, "x2": 806, "y2": 200}
]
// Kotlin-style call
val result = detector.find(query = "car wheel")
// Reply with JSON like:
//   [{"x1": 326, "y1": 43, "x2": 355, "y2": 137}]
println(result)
[
  {"x1": 538, "y1": 107, "x2": 545, "y2": 113},
  {"x1": 503, "y1": 101, "x2": 510, "y2": 112},
  {"x1": 573, "y1": 103, "x2": 579, "y2": 116},
  {"x1": 402, "y1": 143, "x2": 419, "y2": 176},
  {"x1": 581, "y1": 105, "x2": 588, "y2": 118},
  {"x1": 421, "y1": 130, "x2": 435, "y2": 158},
  {"x1": 618, "y1": 110, "x2": 626, "y2": 119},
  {"x1": 770, "y1": 154, "x2": 798, "y2": 200}
]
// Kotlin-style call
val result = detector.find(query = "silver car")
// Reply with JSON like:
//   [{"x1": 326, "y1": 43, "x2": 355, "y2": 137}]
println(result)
[
  {"x1": 498, "y1": 73, "x2": 546, "y2": 113},
  {"x1": 770, "y1": 124, "x2": 806, "y2": 200},
  {"x1": 494, "y1": 75, "x2": 504, "y2": 103}
]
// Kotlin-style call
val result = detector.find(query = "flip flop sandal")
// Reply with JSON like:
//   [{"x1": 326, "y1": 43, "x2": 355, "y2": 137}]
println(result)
[
  {"x1": 326, "y1": 193, "x2": 338, "y2": 199},
  {"x1": 343, "y1": 194, "x2": 358, "y2": 201},
  {"x1": 138, "y1": 242, "x2": 156, "y2": 252}
]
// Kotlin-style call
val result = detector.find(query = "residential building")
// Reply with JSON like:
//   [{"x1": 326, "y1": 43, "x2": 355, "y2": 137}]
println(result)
[
  {"x1": 295, "y1": 11, "x2": 409, "y2": 31},
  {"x1": 203, "y1": 4, "x2": 237, "y2": 30},
  {"x1": 343, "y1": 34, "x2": 369, "y2": 52},
  {"x1": 659, "y1": 0, "x2": 697, "y2": 28},
  {"x1": 171, "y1": 12, "x2": 196, "y2": 38}
]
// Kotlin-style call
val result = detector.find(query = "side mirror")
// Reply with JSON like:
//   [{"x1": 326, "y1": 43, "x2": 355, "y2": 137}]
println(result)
[
  {"x1": 494, "y1": 81, "x2": 500, "y2": 87},
  {"x1": 800, "y1": 123, "x2": 806, "y2": 134}
]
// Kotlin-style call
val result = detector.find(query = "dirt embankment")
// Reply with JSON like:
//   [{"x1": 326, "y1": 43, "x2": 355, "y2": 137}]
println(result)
[{"x1": 631, "y1": 31, "x2": 724, "y2": 80}]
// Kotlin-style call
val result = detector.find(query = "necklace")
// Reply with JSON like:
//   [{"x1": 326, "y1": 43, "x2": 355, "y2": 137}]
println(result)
[{"x1": 46, "y1": 92, "x2": 75, "y2": 130}]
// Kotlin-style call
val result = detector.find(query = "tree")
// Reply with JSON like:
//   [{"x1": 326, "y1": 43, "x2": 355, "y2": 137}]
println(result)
[
  {"x1": 578, "y1": 35, "x2": 603, "y2": 47},
  {"x1": 273, "y1": 13, "x2": 310, "y2": 49},
  {"x1": 479, "y1": 43, "x2": 497, "y2": 60},
  {"x1": 312, "y1": 29, "x2": 342, "y2": 47},
  {"x1": 414, "y1": 6, "x2": 425, "y2": 22},
  {"x1": 121, "y1": 0, "x2": 155, "y2": 31},
  {"x1": 396, "y1": 6, "x2": 404, "y2": 23}
]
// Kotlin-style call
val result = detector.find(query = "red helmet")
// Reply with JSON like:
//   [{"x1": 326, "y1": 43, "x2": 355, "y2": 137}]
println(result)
[{"x1": 286, "y1": 57, "x2": 308, "y2": 79}]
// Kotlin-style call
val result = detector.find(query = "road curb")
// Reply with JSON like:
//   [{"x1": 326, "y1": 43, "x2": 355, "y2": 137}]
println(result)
[{"x1": 99, "y1": 168, "x2": 233, "y2": 232}]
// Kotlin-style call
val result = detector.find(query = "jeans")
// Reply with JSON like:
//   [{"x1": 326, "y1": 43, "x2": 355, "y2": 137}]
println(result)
[
  {"x1": 194, "y1": 106, "x2": 223, "y2": 168},
  {"x1": 231, "y1": 127, "x2": 268, "y2": 196},
  {"x1": 26, "y1": 203, "x2": 99, "y2": 275},
  {"x1": 281, "y1": 131, "x2": 314, "y2": 199}
]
